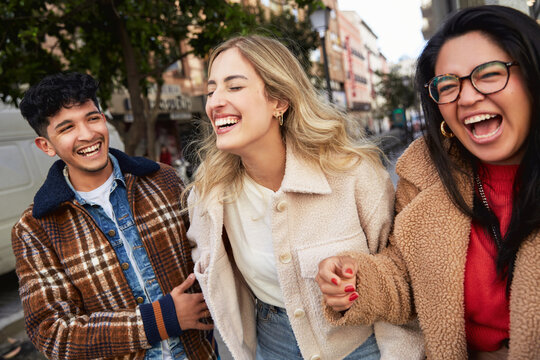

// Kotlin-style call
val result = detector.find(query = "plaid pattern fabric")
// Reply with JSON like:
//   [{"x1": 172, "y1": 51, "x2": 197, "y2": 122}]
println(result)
[{"x1": 12, "y1": 151, "x2": 216, "y2": 360}]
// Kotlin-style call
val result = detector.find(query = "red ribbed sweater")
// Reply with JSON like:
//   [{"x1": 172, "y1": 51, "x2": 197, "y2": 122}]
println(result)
[{"x1": 464, "y1": 163, "x2": 518, "y2": 351}]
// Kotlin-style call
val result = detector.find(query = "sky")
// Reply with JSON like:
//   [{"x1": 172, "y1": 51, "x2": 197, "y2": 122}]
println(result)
[{"x1": 338, "y1": 0, "x2": 427, "y2": 64}]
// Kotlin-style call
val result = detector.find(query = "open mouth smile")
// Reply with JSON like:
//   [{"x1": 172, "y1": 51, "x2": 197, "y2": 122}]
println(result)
[
  {"x1": 214, "y1": 116, "x2": 240, "y2": 133},
  {"x1": 76, "y1": 142, "x2": 102, "y2": 157},
  {"x1": 464, "y1": 113, "x2": 502, "y2": 140}
]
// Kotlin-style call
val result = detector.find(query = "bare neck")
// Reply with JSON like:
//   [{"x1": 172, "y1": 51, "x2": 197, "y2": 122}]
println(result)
[
  {"x1": 68, "y1": 160, "x2": 114, "y2": 192},
  {"x1": 242, "y1": 141, "x2": 286, "y2": 192}
]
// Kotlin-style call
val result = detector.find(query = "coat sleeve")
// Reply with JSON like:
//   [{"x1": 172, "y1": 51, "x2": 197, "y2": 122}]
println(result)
[
  {"x1": 187, "y1": 190, "x2": 204, "y2": 265},
  {"x1": 323, "y1": 172, "x2": 419, "y2": 327},
  {"x1": 11, "y1": 213, "x2": 177, "y2": 360}
]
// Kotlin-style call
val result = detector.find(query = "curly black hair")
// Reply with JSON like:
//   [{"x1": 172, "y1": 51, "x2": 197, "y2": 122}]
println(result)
[{"x1": 20, "y1": 72, "x2": 100, "y2": 137}]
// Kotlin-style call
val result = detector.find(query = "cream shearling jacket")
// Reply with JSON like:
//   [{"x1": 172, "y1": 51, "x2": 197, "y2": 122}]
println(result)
[
  {"x1": 325, "y1": 138, "x2": 540, "y2": 359},
  {"x1": 188, "y1": 145, "x2": 424, "y2": 360}
]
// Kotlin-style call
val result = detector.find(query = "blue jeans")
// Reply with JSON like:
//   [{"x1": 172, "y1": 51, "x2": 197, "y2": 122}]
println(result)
[{"x1": 255, "y1": 299, "x2": 380, "y2": 360}]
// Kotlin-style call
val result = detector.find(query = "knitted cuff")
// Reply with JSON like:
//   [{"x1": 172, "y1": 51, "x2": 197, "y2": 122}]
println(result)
[{"x1": 140, "y1": 294, "x2": 183, "y2": 345}]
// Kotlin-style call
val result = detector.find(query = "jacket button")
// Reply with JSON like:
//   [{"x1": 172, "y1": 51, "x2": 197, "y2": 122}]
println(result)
[
  {"x1": 310, "y1": 355, "x2": 321, "y2": 360},
  {"x1": 294, "y1": 308, "x2": 305, "y2": 318},
  {"x1": 136, "y1": 297, "x2": 144, "y2": 304},
  {"x1": 279, "y1": 253, "x2": 292, "y2": 264},
  {"x1": 108, "y1": 229, "x2": 116, "y2": 236},
  {"x1": 276, "y1": 200, "x2": 287, "y2": 212},
  {"x1": 121, "y1": 262, "x2": 130, "y2": 270}
]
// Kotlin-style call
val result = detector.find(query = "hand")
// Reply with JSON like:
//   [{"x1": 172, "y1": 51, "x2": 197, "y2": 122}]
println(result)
[
  {"x1": 315, "y1": 256, "x2": 359, "y2": 312},
  {"x1": 170, "y1": 274, "x2": 214, "y2": 331}
]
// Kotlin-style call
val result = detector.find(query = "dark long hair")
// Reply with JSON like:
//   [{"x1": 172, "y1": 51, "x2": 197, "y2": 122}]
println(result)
[{"x1": 415, "y1": 5, "x2": 540, "y2": 291}]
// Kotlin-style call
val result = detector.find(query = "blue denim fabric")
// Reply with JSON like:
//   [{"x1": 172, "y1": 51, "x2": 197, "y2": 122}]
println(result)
[
  {"x1": 67, "y1": 154, "x2": 186, "y2": 360},
  {"x1": 255, "y1": 299, "x2": 380, "y2": 360}
]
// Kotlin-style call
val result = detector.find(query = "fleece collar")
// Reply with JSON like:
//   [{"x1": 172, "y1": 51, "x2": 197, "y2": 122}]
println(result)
[
  {"x1": 32, "y1": 148, "x2": 160, "y2": 219},
  {"x1": 279, "y1": 141, "x2": 331, "y2": 195},
  {"x1": 396, "y1": 137, "x2": 472, "y2": 195}
]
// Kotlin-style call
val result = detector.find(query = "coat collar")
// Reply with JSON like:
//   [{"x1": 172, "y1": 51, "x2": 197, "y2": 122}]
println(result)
[
  {"x1": 279, "y1": 142, "x2": 331, "y2": 195},
  {"x1": 397, "y1": 137, "x2": 472, "y2": 197},
  {"x1": 396, "y1": 138, "x2": 439, "y2": 192},
  {"x1": 32, "y1": 148, "x2": 160, "y2": 219}
]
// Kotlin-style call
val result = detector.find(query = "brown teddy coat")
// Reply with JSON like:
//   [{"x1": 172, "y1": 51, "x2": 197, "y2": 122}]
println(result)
[{"x1": 325, "y1": 138, "x2": 540, "y2": 359}]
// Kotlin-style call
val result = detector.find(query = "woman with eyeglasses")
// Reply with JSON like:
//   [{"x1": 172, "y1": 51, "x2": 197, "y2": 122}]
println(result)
[{"x1": 317, "y1": 5, "x2": 540, "y2": 359}]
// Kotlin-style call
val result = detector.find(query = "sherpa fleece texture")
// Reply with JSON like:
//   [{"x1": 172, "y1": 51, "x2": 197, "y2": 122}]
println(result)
[
  {"x1": 324, "y1": 138, "x2": 540, "y2": 359},
  {"x1": 188, "y1": 142, "x2": 425, "y2": 360}
]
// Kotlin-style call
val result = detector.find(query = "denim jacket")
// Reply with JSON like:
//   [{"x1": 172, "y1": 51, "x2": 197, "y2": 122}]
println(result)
[{"x1": 66, "y1": 154, "x2": 185, "y2": 359}]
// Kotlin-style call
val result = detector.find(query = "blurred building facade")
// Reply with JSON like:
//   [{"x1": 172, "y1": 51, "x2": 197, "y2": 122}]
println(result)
[
  {"x1": 421, "y1": 0, "x2": 531, "y2": 39},
  {"x1": 255, "y1": 0, "x2": 390, "y2": 133},
  {"x1": 317, "y1": 0, "x2": 389, "y2": 133},
  {"x1": 108, "y1": 40, "x2": 206, "y2": 161},
  {"x1": 338, "y1": 11, "x2": 371, "y2": 123}
]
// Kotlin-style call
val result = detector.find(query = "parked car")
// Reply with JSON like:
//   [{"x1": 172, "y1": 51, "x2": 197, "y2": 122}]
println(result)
[{"x1": 0, "y1": 106, "x2": 124, "y2": 275}]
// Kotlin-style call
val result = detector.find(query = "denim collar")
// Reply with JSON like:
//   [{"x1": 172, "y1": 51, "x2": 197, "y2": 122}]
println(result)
[
  {"x1": 32, "y1": 148, "x2": 160, "y2": 219},
  {"x1": 63, "y1": 153, "x2": 126, "y2": 206}
]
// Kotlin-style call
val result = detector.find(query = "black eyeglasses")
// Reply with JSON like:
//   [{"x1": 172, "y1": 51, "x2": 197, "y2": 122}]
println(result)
[{"x1": 425, "y1": 60, "x2": 518, "y2": 104}]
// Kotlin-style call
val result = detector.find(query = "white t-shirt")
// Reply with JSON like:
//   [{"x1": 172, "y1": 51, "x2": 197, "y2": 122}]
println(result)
[
  {"x1": 76, "y1": 173, "x2": 115, "y2": 219},
  {"x1": 223, "y1": 175, "x2": 285, "y2": 307}
]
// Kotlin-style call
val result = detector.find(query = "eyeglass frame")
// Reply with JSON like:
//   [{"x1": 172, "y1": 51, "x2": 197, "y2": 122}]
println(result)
[{"x1": 424, "y1": 60, "x2": 518, "y2": 105}]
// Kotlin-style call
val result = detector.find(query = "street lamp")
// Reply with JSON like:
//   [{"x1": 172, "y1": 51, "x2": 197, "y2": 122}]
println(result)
[{"x1": 310, "y1": 7, "x2": 333, "y2": 103}]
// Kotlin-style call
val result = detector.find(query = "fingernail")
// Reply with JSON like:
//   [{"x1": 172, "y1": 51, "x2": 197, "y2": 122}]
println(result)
[
  {"x1": 345, "y1": 268, "x2": 353, "y2": 275},
  {"x1": 344, "y1": 285, "x2": 355, "y2": 293},
  {"x1": 349, "y1": 293, "x2": 359, "y2": 301},
  {"x1": 331, "y1": 278, "x2": 338, "y2": 286}
]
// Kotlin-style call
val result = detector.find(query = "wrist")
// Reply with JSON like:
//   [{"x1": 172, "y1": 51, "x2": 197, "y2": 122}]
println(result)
[{"x1": 140, "y1": 294, "x2": 183, "y2": 345}]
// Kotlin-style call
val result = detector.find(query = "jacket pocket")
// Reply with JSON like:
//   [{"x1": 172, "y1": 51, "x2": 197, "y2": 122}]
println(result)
[
  {"x1": 296, "y1": 231, "x2": 367, "y2": 279},
  {"x1": 194, "y1": 251, "x2": 227, "y2": 296},
  {"x1": 295, "y1": 232, "x2": 369, "y2": 337}
]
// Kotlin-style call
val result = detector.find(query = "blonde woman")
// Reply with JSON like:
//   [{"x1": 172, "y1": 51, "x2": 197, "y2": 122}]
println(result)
[{"x1": 185, "y1": 35, "x2": 423, "y2": 360}]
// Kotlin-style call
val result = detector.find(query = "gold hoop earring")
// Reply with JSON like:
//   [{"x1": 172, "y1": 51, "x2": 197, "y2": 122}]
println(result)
[{"x1": 440, "y1": 120, "x2": 454, "y2": 138}]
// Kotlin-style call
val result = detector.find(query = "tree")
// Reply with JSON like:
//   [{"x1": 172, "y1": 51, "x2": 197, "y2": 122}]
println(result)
[
  {"x1": 254, "y1": 6, "x2": 320, "y2": 74},
  {"x1": 0, "y1": 0, "x2": 321, "y2": 157},
  {"x1": 374, "y1": 67, "x2": 416, "y2": 120}
]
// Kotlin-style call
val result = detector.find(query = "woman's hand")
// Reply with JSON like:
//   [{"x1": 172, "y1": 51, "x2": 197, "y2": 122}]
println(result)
[{"x1": 316, "y1": 256, "x2": 359, "y2": 312}]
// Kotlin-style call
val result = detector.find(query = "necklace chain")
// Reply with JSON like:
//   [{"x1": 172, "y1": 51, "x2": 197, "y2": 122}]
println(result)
[{"x1": 474, "y1": 174, "x2": 502, "y2": 249}]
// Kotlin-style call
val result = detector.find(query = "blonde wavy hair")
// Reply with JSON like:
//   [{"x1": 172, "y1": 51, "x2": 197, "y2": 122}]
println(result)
[{"x1": 184, "y1": 35, "x2": 383, "y2": 207}]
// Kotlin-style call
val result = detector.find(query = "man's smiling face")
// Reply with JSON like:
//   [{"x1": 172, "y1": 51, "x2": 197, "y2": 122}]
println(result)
[{"x1": 35, "y1": 99, "x2": 111, "y2": 184}]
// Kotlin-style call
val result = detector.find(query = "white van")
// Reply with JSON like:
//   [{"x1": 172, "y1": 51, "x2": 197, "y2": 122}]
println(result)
[{"x1": 0, "y1": 106, "x2": 124, "y2": 275}]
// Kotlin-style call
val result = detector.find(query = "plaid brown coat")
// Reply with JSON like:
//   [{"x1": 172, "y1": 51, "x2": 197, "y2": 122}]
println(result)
[{"x1": 12, "y1": 149, "x2": 215, "y2": 360}]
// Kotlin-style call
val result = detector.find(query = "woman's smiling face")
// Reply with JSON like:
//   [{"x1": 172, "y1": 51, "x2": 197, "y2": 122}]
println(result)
[
  {"x1": 435, "y1": 31, "x2": 532, "y2": 165},
  {"x1": 205, "y1": 47, "x2": 283, "y2": 158}
]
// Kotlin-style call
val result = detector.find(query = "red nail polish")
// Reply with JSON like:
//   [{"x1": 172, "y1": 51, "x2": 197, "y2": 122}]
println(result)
[
  {"x1": 349, "y1": 293, "x2": 359, "y2": 301},
  {"x1": 331, "y1": 278, "x2": 338, "y2": 286},
  {"x1": 345, "y1": 268, "x2": 353, "y2": 275},
  {"x1": 344, "y1": 285, "x2": 355, "y2": 293}
]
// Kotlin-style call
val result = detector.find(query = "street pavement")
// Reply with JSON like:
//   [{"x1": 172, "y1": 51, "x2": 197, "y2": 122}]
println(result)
[{"x1": 0, "y1": 272, "x2": 46, "y2": 359}]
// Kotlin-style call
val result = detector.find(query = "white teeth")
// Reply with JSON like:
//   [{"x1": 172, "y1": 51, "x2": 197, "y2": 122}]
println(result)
[
  {"x1": 464, "y1": 114, "x2": 497, "y2": 125},
  {"x1": 78, "y1": 143, "x2": 100, "y2": 156},
  {"x1": 215, "y1": 116, "x2": 239, "y2": 128},
  {"x1": 473, "y1": 126, "x2": 500, "y2": 139}
]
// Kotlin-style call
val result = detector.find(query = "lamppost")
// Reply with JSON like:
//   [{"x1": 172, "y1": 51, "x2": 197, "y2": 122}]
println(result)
[{"x1": 310, "y1": 7, "x2": 333, "y2": 103}]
